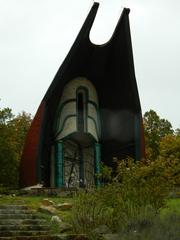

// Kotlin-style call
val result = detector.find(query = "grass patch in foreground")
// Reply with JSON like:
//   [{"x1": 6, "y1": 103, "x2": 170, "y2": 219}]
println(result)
[
  {"x1": 0, "y1": 194, "x2": 179, "y2": 238},
  {"x1": 119, "y1": 212, "x2": 180, "y2": 240},
  {"x1": 161, "y1": 198, "x2": 180, "y2": 217}
]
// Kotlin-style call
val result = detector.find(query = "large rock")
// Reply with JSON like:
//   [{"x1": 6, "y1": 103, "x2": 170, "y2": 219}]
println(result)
[
  {"x1": 101, "y1": 234, "x2": 121, "y2": 240},
  {"x1": 56, "y1": 203, "x2": 73, "y2": 210},
  {"x1": 51, "y1": 215, "x2": 62, "y2": 224},
  {"x1": 39, "y1": 205, "x2": 56, "y2": 215}
]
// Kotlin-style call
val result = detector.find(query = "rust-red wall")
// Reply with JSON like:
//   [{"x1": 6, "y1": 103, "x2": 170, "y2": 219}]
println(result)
[{"x1": 19, "y1": 101, "x2": 45, "y2": 187}]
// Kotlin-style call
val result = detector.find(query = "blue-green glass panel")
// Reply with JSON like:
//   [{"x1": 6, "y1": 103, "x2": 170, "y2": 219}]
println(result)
[
  {"x1": 95, "y1": 143, "x2": 101, "y2": 187},
  {"x1": 55, "y1": 141, "x2": 64, "y2": 187}
]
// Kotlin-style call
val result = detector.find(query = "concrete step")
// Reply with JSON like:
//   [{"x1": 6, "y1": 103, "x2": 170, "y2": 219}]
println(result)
[
  {"x1": 0, "y1": 235, "x2": 89, "y2": 240},
  {"x1": 0, "y1": 214, "x2": 38, "y2": 219},
  {"x1": 0, "y1": 230, "x2": 49, "y2": 237},
  {"x1": 0, "y1": 236, "x2": 54, "y2": 240},
  {"x1": 0, "y1": 225, "x2": 49, "y2": 231},
  {"x1": 0, "y1": 204, "x2": 51, "y2": 238},
  {"x1": 0, "y1": 209, "x2": 35, "y2": 214},
  {"x1": 0, "y1": 219, "x2": 47, "y2": 225},
  {"x1": 0, "y1": 205, "x2": 28, "y2": 210}
]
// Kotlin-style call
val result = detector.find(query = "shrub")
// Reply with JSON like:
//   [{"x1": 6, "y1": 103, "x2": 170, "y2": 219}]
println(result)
[
  {"x1": 69, "y1": 158, "x2": 175, "y2": 238},
  {"x1": 114, "y1": 158, "x2": 172, "y2": 210}
]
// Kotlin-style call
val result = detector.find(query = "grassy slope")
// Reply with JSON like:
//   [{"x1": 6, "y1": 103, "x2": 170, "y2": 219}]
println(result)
[
  {"x1": 0, "y1": 195, "x2": 180, "y2": 215},
  {"x1": 0, "y1": 195, "x2": 73, "y2": 222}
]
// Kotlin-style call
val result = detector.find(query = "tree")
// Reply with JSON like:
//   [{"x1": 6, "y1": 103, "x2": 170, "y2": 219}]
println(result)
[
  {"x1": 9, "y1": 111, "x2": 32, "y2": 156},
  {"x1": 0, "y1": 107, "x2": 17, "y2": 187},
  {"x1": 0, "y1": 106, "x2": 32, "y2": 188},
  {"x1": 175, "y1": 128, "x2": 180, "y2": 136},
  {"x1": 160, "y1": 135, "x2": 180, "y2": 159},
  {"x1": 158, "y1": 134, "x2": 180, "y2": 187},
  {"x1": 143, "y1": 110, "x2": 173, "y2": 159},
  {"x1": 0, "y1": 107, "x2": 14, "y2": 124}
]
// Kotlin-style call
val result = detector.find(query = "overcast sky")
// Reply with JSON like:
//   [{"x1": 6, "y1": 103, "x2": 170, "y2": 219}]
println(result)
[{"x1": 0, "y1": 0, "x2": 180, "y2": 129}]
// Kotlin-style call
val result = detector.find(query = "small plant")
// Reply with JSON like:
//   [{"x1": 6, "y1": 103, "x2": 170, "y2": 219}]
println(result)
[{"x1": 70, "y1": 190, "x2": 107, "y2": 235}]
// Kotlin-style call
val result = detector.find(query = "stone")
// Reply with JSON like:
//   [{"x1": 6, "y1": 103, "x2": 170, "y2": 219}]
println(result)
[
  {"x1": 38, "y1": 205, "x2": 56, "y2": 215},
  {"x1": 59, "y1": 222, "x2": 73, "y2": 233},
  {"x1": 22, "y1": 183, "x2": 43, "y2": 190},
  {"x1": 42, "y1": 198, "x2": 55, "y2": 206},
  {"x1": 101, "y1": 234, "x2": 121, "y2": 240},
  {"x1": 56, "y1": 202, "x2": 73, "y2": 210},
  {"x1": 51, "y1": 215, "x2": 62, "y2": 224},
  {"x1": 92, "y1": 225, "x2": 112, "y2": 236}
]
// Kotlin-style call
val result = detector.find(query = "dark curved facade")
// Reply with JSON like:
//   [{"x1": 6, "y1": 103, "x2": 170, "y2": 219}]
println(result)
[{"x1": 20, "y1": 2, "x2": 145, "y2": 188}]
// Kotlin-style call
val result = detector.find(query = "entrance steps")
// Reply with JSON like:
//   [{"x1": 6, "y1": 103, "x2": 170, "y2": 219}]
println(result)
[
  {"x1": 0, "y1": 204, "x2": 88, "y2": 239},
  {"x1": 0, "y1": 204, "x2": 50, "y2": 238}
]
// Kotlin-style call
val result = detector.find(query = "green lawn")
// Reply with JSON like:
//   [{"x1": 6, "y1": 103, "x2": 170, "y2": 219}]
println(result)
[{"x1": 161, "y1": 198, "x2": 180, "y2": 217}]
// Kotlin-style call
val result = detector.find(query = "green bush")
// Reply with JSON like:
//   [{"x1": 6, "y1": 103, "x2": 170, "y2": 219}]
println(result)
[
  {"x1": 70, "y1": 158, "x2": 175, "y2": 238},
  {"x1": 114, "y1": 158, "x2": 172, "y2": 210}
]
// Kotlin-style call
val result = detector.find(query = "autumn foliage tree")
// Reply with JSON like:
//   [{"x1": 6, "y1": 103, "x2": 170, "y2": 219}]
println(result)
[
  {"x1": 158, "y1": 134, "x2": 180, "y2": 186},
  {"x1": 0, "y1": 106, "x2": 31, "y2": 188},
  {"x1": 143, "y1": 110, "x2": 180, "y2": 188},
  {"x1": 143, "y1": 110, "x2": 174, "y2": 159}
]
